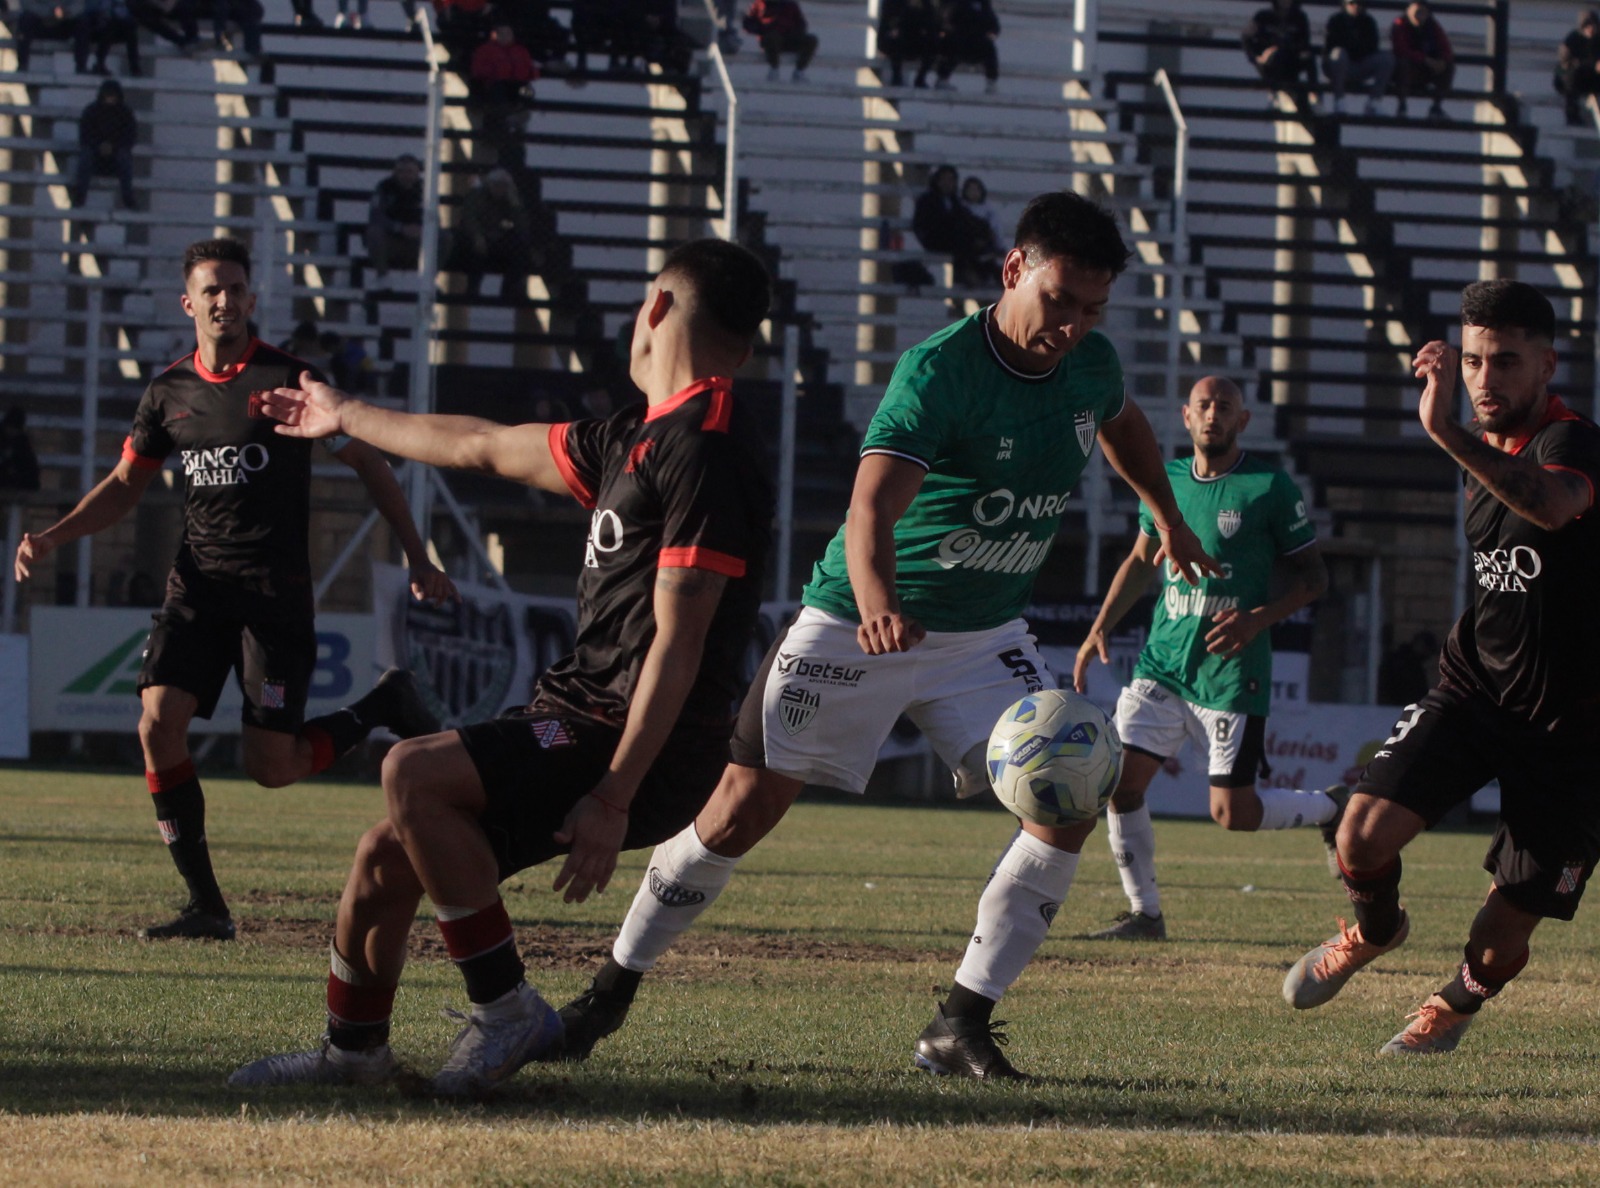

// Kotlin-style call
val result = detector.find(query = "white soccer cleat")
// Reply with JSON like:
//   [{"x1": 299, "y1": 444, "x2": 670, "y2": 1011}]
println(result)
[
  {"x1": 1283, "y1": 913, "x2": 1409, "y2": 1009},
  {"x1": 431, "y1": 982, "x2": 564, "y2": 1097},
  {"x1": 228, "y1": 1037, "x2": 397, "y2": 1087},
  {"x1": 1379, "y1": 995, "x2": 1474, "y2": 1055}
]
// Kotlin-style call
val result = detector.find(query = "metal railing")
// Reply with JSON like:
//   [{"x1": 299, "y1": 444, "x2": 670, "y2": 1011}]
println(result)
[
  {"x1": 703, "y1": 0, "x2": 740, "y2": 242},
  {"x1": 1153, "y1": 67, "x2": 1189, "y2": 460}
]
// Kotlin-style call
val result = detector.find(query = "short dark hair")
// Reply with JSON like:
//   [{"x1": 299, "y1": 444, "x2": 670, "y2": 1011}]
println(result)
[
  {"x1": 183, "y1": 237, "x2": 251, "y2": 282},
  {"x1": 1460, "y1": 279, "x2": 1556, "y2": 342},
  {"x1": 658, "y1": 238, "x2": 772, "y2": 345},
  {"x1": 1012, "y1": 190, "x2": 1133, "y2": 278}
]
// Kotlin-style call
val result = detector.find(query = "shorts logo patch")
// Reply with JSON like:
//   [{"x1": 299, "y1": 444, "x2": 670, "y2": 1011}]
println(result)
[
  {"x1": 648, "y1": 868, "x2": 705, "y2": 907},
  {"x1": 1217, "y1": 509, "x2": 1242, "y2": 539},
  {"x1": 530, "y1": 719, "x2": 573, "y2": 749},
  {"x1": 157, "y1": 820, "x2": 179, "y2": 844},
  {"x1": 261, "y1": 681, "x2": 286, "y2": 709},
  {"x1": 779, "y1": 686, "x2": 820, "y2": 735},
  {"x1": 774, "y1": 652, "x2": 865, "y2": 687},
  {"x1": 1039, "y1": 901, "x2": 1059, "y2": 925},
  {"x1": 1556, "y1": 863, "x2": 1584, "y2": 895}
]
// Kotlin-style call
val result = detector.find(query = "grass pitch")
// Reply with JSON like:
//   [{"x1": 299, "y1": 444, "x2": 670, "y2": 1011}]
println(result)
[{"x1": 1, "y1": 765, "x2": 1597, "y2": 1185}]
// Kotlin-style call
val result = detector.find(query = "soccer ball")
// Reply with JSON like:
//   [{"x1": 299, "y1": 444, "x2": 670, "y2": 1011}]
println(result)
[{"x1": 986, "y1": 689, "x2": 1123, "y2": 825}]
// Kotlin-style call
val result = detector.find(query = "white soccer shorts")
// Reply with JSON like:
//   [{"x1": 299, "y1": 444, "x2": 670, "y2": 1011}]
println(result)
[{"x1": 1113, "y1": 677, "x2": 1255, "y2": 785}]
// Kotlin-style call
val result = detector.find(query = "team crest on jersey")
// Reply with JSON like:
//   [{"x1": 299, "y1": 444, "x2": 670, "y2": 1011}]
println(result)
[
  {"x1": 1074, "y1": 411, "x2": 1096, "y2": 456},
  {"x1": 1217, "y1": 509, "x2": 1242, "y2": 539},
  {"x1": 779, "y1": 686, "x2": 820, "y2": 735}
]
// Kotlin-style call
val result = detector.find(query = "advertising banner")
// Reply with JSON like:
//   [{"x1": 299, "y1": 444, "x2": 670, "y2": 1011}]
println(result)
[{"x1": 0, "y1": 633, "x2": 27, "y2": 758}]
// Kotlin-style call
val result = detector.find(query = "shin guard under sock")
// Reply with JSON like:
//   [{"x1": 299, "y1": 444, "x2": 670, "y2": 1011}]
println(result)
[
  {"x1": 1339, "y1": 854, "x2": 1403, "y2": 946},
  {"x1": 953, "y1": 830, "x2": 1080, "y2": 1002},
  {"x1": 326, "y1": 943, "x2": 398, "y2": 1051},
  {"x1": 148, "y1": 762, "x2": 227, "y2": 916},
  {"x1": 612, "y1": 826, "x2": 742, "y2": 972},
  {"x1": 1438, "y1": 944, "x2": 1529, "y2": 1015},
  {"x1": 435, "y1": 899, "x2": 525, "y2": 1005}
]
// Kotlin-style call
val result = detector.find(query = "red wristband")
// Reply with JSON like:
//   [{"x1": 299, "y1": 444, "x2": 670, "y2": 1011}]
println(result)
[
  {"x1": 1152, "y1": 514, "x2": 1184, "y2": 533},
  {"x1": 587, "y1": 790, "x2": 629, "y2": 815}
]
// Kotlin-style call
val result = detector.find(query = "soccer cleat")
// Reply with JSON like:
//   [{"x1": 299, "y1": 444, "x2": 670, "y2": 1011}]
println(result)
[
  {"x1": 431, "y1": 982, "x2": 564, "y2": 1096},
  {"x1": 139, "y1": 905, "x2": 236, "y2": 940},
  {"x1": 535, "y1": 980, "x2": 631, "y2": 1063},
  {"x1": 1320, "y1": 784, "x2": 1352, "y2": 878},
  {"x1": 1283, "y1": 913, "x2": 1410, "y2": 1010},
  {"x1": 368, "y1": 668, "x2": 440, "y2": 740},
  {"x1": 1379, "y1": 995, "x2": 1474, "y2": 1056},
  {"x1": 913, "y1": 1003, "x2": 1029, "y2": 1081},
  {"x1": 228, "y1": 1037, "x2": 398, "y2": 1087},
  {"x1": 1086, "y1": 910, "x2": 1167, "y2": 941}
]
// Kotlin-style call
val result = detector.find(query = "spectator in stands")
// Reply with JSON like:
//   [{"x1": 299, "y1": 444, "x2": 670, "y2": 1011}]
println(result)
[
  {"x1": 931, "y1": 0, "x2": 999, "y2": 94},
  {"x1": 710, "y1": 0, "x2": 740, "y2": 54},
  {"x1": 210, "y1": 0, "x2": 263, "y2": 58},
  {"x1": 281, "y1": 319, "x2": 320, "y2": 360},
  {"x1": 434, "y1": 0, "x2": 493, "y2": 69},
  {"x1": 127, "y1": 0, "x2": 200, "y2": 54},
  {"x1": 912, "y1": 163, "x2": 998, "y2": 289},
  {"x1": 470, "y1": 20, "x2": 536, "y2": 166},
  {"x1": 1391, "y1": 1, "x2": 1453, "y2": 121},
  {"x1": 83, "y1": 0, "x2": 142, "y2": 74},
  {"x1": 0, "y1": 407, "x2": 41, "y2": 493},
  {"x1": 365, "y1": 153, "x2": 425, "y2": 278},
  {"x1": 960, "y1": 175, "x2": 1004, "y2": 254},
  {"x1": 15, "y1": 0, "x2": 91, "y2": 73},
  {"x1": 1242, "y1": 0, "x2": 1316, "y2": 100},
  {"x1": 509, "y1": 0, "x2": 571, "y2": 68},
  {"x1": 877, "y1": 0, "x2": 936, "y2": 89},
  {"x1": 69, "y1": 77, "x2": 137, "y2": 210},
  {"x1": 1323, "y1": 0, "x2": 1393, "y2": 116},
  {"x1": 639, "y1": 0, "x2": 693, "y2": 74},
  {"x1": 1556, "y1": 9, "x2": 1600, "y2": 126},
  {"x1": 332, "y1": 0, "x2": 365, "y2": 30},
  {"x1": 287, "y1": 0, "x2": 320, "y2": 27},
  {"x1": 742, "y1": 0, "x2": 817, "y2": 84},
  {"x1": 447, "y1": 167, "x2": 532, "y2": 304},
  {"x1": 319, "y1": 330, "x2": 373, "y2": 394}
]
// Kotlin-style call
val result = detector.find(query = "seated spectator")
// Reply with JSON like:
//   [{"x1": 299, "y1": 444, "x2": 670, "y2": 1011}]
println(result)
[
  {"x1": 932, "y1": 0, "x2": 998, "y2": 94},
  {"x1": 742, "y1": 0, "x2": 816, "y2": 84},
  {"x1": 877, "y1": 0, "x2": 936, "y2": 89},
  {"x1": 69, "y1": 77, "x2": 137, "y2": 210},
  {"x1": 710, "y1": 0, "x2": 740, "y2": 54},
  {"x1": 127, "y1": 0, "x2": 200, "y2": 53},
  {"x1": 1556, "y1": 8, "x2": 1600, "y2": 126},
  {"x1": 470, "y1": 21, "x2": 536, "y2": 165},
  {"x1": 287, "y1": 0, "x2": 320, "y2": 27},
  {"x1": 0, "y1": 407, "x2": 41, "y2": 494},
  {"x1": 1391, "y1": 0, "x2": 1454, "y2": 120},
  {"x1": 1323, "y1": 0, "x2": 1393, "y2": 115},
  {"x1": 445, "y1": 167, "x2": 533, "y2": 304},
  {"x1": 281, "y1": 319, "x2": 320, "y2": 360},
  {"x1": 433, "y1": 0, "x2": 493, "y2": 70},
  {"x1": 83, "y1": 0, "x2": 141, "y2": 76},
  {"x1": 203, "y1": 0, "x2": 262, "y2": 57},
  {"x1": 332, "y1": 0, "x2": 365, "y2": 30},
  {"x1": 509, "y1": 0, "x2": 571, "y2": 67},
  {"x1": 912, "y1": 163, "x2": 998, "y2": 289},
  {"x1": 960, "y1": 175, "x2": 1004, "y2": 254},
  {"x1": 640, "y1": 0, "x2": 693, "y2": 74},
  {"x1": 319, "y1": 330, "x2": 372, "y2": 393},
  {"x1": 15, "y1": 0, "x2": 91, "y2": 73},
  {"x1": 365, "y1": 153, "x2": 425, "y2": 277},
  {"x1": 1242, "y1": 0, "x2": 1315, "y2": 99}
]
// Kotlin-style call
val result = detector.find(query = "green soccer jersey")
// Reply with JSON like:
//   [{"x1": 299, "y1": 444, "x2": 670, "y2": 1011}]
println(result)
[
  {"x1": 1132, "y1": 453, "x2": 1315, "y2": 715},
  {"x1": 803, "y1": 307, "x2": 1127, "y2": 633}
]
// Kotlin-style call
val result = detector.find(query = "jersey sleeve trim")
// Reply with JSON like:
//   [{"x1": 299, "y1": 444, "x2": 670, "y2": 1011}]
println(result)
[
  {"x1": 121, "y1": 436, "x2": 165, "y2": 470},
  {"x1": 860, "y1": 446, "x2": 930, "y2": 470},
  {"x1": 546, "y1": 422, "x2": 596, "y2": 509},
  {"x1": 1280, "y1": 537, "x2": 1319, "y2": 556},
  {"x1": 1102, "y1": 384, "x2": 1128, "y2": 422},
  {"x1": 1543, "y1": 463, "x2": 1596, "y2": 511},
  {"x1": 659, "y1": 545, "x2": 746, "y2": 577}
]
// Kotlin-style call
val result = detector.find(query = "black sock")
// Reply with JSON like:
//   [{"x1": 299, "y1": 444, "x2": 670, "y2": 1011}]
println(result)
[
  {"x1": 301, "y1": 707, "x2": 370, "y2": 771},
  {"x1": 944, "y1": 981, "x2": 996, "y2": 1024},
  {"x1": 1438, "y1": 945, "x2": 1528, "y2": 1015},
  {"x1": 148, "y1": 763, "x2": 227, "y2": 917},
  {"x1": 592, "y1": 958, "x2": 643, "y2": 1003},
  {"x1": 1339, "y1": 855, "x2": 1403, "y2": 946}
]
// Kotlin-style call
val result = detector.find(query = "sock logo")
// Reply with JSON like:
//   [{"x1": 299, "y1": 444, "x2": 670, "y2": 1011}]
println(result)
[
  {"x1": 261, "y1": 680, "x2": 286, "y2": 710},
  {"x1": 1459, "y1": 960, "x2": 1494, "y2": 1000},
  {"x1": 157, "y1": 820, "x2": 179, "y2": 844},
  {"x1": 1344, "y1": 887, "x2": 1376, "y2": 903},
  {"x1": 1113, "y1": 848, "x2": 1132, "y2": 867},
  {"x1": 648, "y1": 868, "x2": 705, "y2": 908},
  {"x1": 1039, "y1": 902, "x2": 1059, "y2": 924}
]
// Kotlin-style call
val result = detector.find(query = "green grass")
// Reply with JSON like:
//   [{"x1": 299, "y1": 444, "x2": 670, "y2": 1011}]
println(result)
[{"x1": 1, "y1": 766, "x2": 1598, "y2": 1185}]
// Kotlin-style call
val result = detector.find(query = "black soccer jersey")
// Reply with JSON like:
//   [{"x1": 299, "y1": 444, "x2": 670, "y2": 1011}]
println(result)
[
  {"x1": 124, "y1": 339, "x2": 333, "y2": 613},
  {"x1": 537, "y1": 376, "x2": 774, "y2": 731},
  {"x1": 1439, "y1": 396, "x2": 1600, "y2": 729}
]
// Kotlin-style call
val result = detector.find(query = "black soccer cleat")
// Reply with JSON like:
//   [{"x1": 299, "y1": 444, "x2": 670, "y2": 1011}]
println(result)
[
  {"x1": 537, "y1": 981, "x2": 632, "y2": 1062},
  {"x1": 139, "y1": 904, "x2": 236, "y2": 941},
  {"x1": 913, "y1": 1003, "x2": 1029, "y2": 1081},
  {"x1": 368, "y1": 668, "x2": 440, "y2": 740}
]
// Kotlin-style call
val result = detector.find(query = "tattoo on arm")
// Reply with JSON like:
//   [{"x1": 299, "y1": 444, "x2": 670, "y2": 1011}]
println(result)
[{"x1": 656, "y1": 567, "x2": 714, "y2": 596}]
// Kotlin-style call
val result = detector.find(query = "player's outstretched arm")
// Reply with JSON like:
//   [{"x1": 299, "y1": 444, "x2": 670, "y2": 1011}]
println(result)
[
  {"x1": 1414, "y1": 341, "x2": 1592, "y2": 531},
  {"x1": 1098, "y1": 396, "x2": 1222, "y2": 585},
  {"x1": 845, "y1": 453, "x2": 927, "y2": 654},
  {"x1": 265, "y1": 372, "x2": 572, "y2": 494},
  {"x1": 551, "y1": 565, "x2": 730, "y2": 904},
  {"x1": 1073, "y1": 531, "x2": 1161, "y2": 692},
  {"x1": 334, "y1": 439, "x2": 461, "y2": 605},
  {"x1": 13, "y1": 458, "x2": 157, "y2": 582}
]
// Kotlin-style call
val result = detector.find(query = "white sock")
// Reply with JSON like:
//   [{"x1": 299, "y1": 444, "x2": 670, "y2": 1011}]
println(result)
[
  {"x1": 611, "y1": 825, "x2": 742, "y2": 972},
  {"x1": 1106, "y1": 805, "x2": 1160, "y2": 917},
  {"x1": 1255, "y1": 786, "x2": 1337, "y2": 830},
  {"x1": 952, "y1": 830, "x2": 1079, "y2": 1002}
]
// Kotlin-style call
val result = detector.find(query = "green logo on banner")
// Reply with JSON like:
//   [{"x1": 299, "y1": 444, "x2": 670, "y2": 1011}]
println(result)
[{"x1": 64, "y1": 630, "x2": 148, "y2": 695}]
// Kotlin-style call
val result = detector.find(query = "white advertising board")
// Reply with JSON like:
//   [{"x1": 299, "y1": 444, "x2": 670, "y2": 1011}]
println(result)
[{"x1": 0, "y1": 633, "x2": 28, "y2": 758}]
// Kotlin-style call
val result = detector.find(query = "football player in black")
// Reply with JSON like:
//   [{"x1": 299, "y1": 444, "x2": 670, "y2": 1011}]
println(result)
[
  {"x1": 13, "y1": 238, "x2": 455, "y2": 941},
  {"x1": 1284, "y1": 279, "x2": 1600, "y2": 1054},
  {"x1": 228, "y1": 238, "x2": 774, "y2": 1096}
]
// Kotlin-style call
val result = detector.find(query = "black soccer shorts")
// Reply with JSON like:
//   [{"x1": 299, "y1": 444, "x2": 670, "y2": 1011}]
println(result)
[
  {"x1": 458, "y1": 706, "x2": 730, "y2": 880},
  {"x1": 1358, "y1": 685, "x2": 1600, "y2": 920},
  {"x1": 137, "y1": 599, "x2": 316, "y2": 733}
]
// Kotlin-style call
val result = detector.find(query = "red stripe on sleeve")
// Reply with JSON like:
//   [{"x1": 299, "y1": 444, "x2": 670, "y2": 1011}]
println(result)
[
  {"x1": 122, "y1": 437, "x2": 164, "y2": 470},
  {"x1": 546, "y1": 422, "x2": 596, "y2": 509},
  {"x1": 659, "y1": 546, "x2": 746, "y2": 577}
]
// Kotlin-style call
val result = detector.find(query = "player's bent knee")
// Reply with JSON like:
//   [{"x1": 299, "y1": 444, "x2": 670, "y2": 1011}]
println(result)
[{"x1": 1337, "y1": 794, "x2": 1412, "y2": 866}]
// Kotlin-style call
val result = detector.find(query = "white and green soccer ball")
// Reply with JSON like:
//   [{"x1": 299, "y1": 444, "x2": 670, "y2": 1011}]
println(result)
[{"x1": 987, "y1": 689, "x2": 1123, "y2": 825}]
